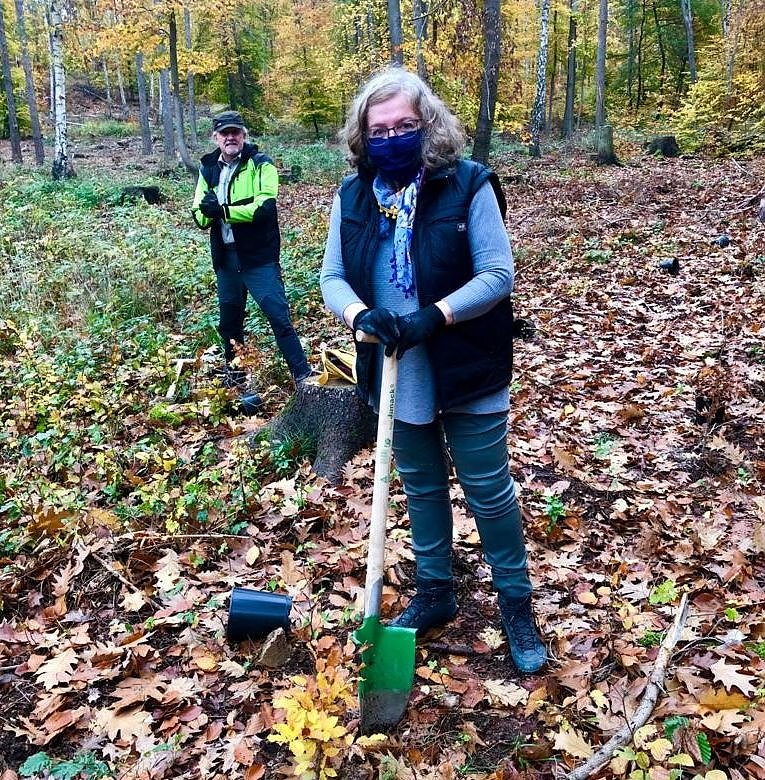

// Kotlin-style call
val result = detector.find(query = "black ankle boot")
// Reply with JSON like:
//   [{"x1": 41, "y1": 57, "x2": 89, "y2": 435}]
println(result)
[
  {"x1": 498, "y1": 594, "x2": 546, "y2": 674},
  {"x1": 390, "y1": 579, "x2": 457, "y2": 634}
]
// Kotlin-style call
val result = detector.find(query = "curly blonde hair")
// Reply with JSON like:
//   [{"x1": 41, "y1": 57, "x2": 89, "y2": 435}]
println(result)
[{"x1": 341, "y1": 67, "x2": 465, "y2": 170}]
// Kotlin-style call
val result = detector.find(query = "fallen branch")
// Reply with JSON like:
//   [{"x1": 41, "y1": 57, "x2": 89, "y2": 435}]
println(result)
[
  {"x1": 563, "y1": 592, "x2": 690, "y2": 780},
  {"x1": 91, "y1": 551, "x2": 161, "y2": 610}
]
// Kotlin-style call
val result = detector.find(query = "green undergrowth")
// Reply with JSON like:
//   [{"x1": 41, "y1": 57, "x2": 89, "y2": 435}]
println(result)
[{"x1": 0, "y1": 163, "x2": 327, "y2": 556}]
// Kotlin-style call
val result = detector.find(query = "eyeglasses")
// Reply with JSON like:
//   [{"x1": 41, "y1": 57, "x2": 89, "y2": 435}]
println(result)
[
  {"x1": 366, "y1": 118, "x2": 421, "y2": 141},
  {"x1": 217, "y1": 128, "x2": 244, "y2": 137}
]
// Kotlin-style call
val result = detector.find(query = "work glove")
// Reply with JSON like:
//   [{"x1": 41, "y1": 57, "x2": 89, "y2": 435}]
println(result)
[
  {"x1": 395, "y1": 304, "x2": 446, "y2": 359},
  {"x1": 352, "y1": 308, "x2": 400, "y2": 357},
  {"x1": 199, "y1": 190, "x2": 225, "y2": 219}
]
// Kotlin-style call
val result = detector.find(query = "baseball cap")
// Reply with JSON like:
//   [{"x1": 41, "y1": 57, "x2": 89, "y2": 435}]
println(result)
[{"x1": 213, "y1": 110, "x2": 246, "y2": 132}]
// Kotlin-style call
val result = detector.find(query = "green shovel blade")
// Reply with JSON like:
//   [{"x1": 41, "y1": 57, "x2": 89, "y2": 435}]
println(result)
[{"x1": 353, "y1": 616, "x2": 417, "y2": 734}]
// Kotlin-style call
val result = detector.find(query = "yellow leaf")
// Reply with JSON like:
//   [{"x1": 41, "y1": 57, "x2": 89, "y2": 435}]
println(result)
[
  {"x1": 648, "y1": 738, "x2": 673, "y2": 761},
  {"x1": 246, "y1": 545, "x2": 261, "y2": 565},
  {"x1": 633, "y1": 725, "x2": 657, "y2": 748},
  {"x1": 668, "y1": 753, "x2": 695, "y2": 767}
]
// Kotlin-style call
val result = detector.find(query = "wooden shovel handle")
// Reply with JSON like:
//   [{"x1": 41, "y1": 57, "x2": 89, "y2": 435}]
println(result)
[{"x1": 363, "y1": 352, "x2": 397, "y2": 619}]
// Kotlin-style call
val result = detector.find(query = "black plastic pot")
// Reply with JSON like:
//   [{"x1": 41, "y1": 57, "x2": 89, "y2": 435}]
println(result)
[{"x1": 227, "y1": 587, "x2": 292, "y2": 642}]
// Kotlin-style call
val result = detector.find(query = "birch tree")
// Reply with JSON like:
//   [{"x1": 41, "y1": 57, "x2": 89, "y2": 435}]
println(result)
[
  {"x1": 529, "y1": 0, "x2": 551, "y2": 157},
  {"x1": 14, "y1": 0, "x2": 45, "y2": 165},
  {"x1": 471, "y1": 0, "x2": 501, "y2": 165},
  {"x1": 49, "y1": 0, "x2": 74, "y2": 179},
  {"x1": 0, "y1": 2, "x2": 23, "y2": 163}
]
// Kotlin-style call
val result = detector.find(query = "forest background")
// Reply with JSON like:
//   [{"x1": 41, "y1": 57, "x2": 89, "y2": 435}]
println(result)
[{"x1": 1, "y1": 0, "x2": 765, "y2": 779}]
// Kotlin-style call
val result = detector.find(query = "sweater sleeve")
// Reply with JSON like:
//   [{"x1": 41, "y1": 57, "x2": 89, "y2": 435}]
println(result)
[
  {"x1": 320, "y1": 192, "x2": 366, "y2": 323},
  {"x1": 441, "y1": 181, "x2": 514, "y2": 322}
]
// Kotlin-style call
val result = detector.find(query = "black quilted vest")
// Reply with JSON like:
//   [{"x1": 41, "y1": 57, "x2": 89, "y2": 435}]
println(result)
[{"x1": 339, "y1": 159, "x2": 514, "y2": 411}]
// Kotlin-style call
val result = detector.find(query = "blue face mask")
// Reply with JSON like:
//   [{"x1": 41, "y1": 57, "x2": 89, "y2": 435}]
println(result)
[{"x1": 366, "y1": 130, "x2": 424, "y2": 184}]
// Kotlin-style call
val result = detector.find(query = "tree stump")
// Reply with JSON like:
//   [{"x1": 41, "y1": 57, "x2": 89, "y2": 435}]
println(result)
[
  {"x1": 596, "y1": 124, "x2": 619, "y2": 165},
  {"x1": 643, "y1": 135, "x2": 680, "y2": 158},
  {"x1": 259, "y1": 378, "x2": 377, "y2": 483}
]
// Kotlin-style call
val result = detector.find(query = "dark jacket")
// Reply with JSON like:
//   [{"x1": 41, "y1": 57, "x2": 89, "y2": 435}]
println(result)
[
  {"x1": 339, "y1": 159, "x2": 514, "y2": 411},
  {"x1": 192, "y1": 142, "x2": 280, "y2": 270}
]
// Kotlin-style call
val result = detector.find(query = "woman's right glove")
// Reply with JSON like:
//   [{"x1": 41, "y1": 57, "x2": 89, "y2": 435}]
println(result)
[{"x1": 352, "y1": 308, "x2": 400, "y2": 357}]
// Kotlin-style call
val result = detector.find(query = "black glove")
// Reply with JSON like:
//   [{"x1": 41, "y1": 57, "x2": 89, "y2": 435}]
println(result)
[
  {"x1": 199, "y1": 190, "x2": 224, "y2": 219},
  {"x1": 352, "y1": 308, "x2": 400, "y2": 357},
  {"x1": 395, "y1": 304, "x2": 446, "y2": 358}
]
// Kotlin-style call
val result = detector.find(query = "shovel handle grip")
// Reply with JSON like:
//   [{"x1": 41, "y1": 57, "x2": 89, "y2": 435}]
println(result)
[{"x1": 364, "y1": 352, "x2": 397, "y2": 619}]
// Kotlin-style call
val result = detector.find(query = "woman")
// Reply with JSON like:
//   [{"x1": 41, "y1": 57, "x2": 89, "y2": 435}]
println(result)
[{"x1": 320, "y1": 68, "x2": 545, "y2": 674}]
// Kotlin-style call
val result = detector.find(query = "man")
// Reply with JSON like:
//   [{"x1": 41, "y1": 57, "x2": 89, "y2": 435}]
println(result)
[{"x1": 192, "y1": 110, "x2": 312, "y2": 392}]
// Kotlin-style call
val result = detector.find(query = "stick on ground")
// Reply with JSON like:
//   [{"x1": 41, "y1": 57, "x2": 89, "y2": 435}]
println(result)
[{"x1": 564, "y1": 593, "x2": 690, "y2": 780}]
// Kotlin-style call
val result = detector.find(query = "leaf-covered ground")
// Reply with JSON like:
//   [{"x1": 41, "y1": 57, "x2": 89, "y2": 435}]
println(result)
[{"x1": 1, "y1": 142, "x2": 764, "y2": 780}]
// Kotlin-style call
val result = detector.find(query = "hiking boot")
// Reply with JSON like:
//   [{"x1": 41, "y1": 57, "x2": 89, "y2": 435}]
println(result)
[
  {"x1": 390, "y1": 579, "x2": 457, "y2": 634},
  {"x1": 498, "y1": 594, "x2": 547, "y2": 674}
]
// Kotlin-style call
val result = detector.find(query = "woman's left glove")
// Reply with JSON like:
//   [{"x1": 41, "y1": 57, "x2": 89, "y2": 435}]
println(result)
[
  {"x1": 199, "y1": 190, "x2": 225, "y2": 218},
  {"x1": 396, "y1": 304, "x2": 446, "y2": 358}
]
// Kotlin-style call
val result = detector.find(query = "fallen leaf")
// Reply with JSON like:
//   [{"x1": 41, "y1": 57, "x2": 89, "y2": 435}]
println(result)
[
  {"x1": 709, "y1": 658, "x2": 757, "y2": 697},
  {"x1": 35, "y1": 648, "x2": 78, "y2": 691},
  {"x1": 552, "y1": 725, "x2": 593, "y2": 759},
  {"x1": 484, "y1": 679, "x2": 528, "y2": 707}
]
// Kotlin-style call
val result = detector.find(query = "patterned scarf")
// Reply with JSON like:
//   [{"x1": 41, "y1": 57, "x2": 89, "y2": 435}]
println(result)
[{"x1": 372, "y1": 169, "x2": 424, "y2": 299}]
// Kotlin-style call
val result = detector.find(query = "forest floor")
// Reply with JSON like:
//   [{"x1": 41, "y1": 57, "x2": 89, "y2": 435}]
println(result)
[{"x1": 1, "y1": 135, "x2": 764, "y2": 780}]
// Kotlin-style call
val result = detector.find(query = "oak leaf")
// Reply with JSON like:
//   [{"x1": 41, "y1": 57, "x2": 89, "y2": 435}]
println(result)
[
  {"x1": 709, "y1": 658, "x2": 756, "y2": 697},
  {"x1": 552, "y1": 725, "x2": 593, "y2": 759},
  {"x1": 484, "y1": 679, "x2": 528, "y2": 707},
  {"x1": 35, "y1": 648, "x2": 78, "y2": 690},
  {"x1": 92, "y1": 706, "x2": 153, "y2": 741}
]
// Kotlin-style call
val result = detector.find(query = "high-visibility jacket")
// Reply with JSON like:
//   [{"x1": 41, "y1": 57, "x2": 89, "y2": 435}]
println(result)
[{"x1": 192, "y1": 142, "x2": 280, "y2": 270}]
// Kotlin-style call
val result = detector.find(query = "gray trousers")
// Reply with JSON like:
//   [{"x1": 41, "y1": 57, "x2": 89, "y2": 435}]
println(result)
[{"x1": 393, "y1": 411, "x2": 533, "y2": 599}]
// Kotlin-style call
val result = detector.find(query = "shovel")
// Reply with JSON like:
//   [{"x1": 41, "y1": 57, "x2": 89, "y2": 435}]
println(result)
[{"x1": 352, "y1": 349, "x2": 417, "y2": 734}]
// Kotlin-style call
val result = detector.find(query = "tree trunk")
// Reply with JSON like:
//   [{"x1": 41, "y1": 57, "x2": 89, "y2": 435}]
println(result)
[
  {"x1": 679, "y1": 0, "x2": 697, "y2": 84},
  {"x1": 547, "y1": 10, "x2": 558, "y2": 129},
  {"x1": 529, "y1": 0, "x2": 551, "y2": 157},
  {"x1": 0, "y1": 3, "x2": 23, "y2": 163},
  {"x1": 625, "y1": 0, "x2": 636, "y2": 109},
  {"x1": 720, "y1": 0, "x2": 730, "y2": 36},
  {"x1": 413, "y1": 0, "x2": 428, "y2": 81},
  {"x1": 159, "y1": 67, "x2": 176, "y2": 165},
  {"x1": 101, "y1": 58, "x2": 113, "y2": 117},
  {"x1": 14, "y1": 0, "x2": 44, "y2": 165},
  {"x1": 387, "y1": 0, "x2": 403, "y2": 65},
  {"x1": 47, "y1": 29, "x2": 55, "y2": 123},
  {"x1": 471, "y1": 0, "x2": 501, "y2": 165},
  {"x1": 184, "y1": 7, "x2": 198, "y2": 147},
  {"x1": 562, "y1": 0, "x2": 577, "y2": 138},
  {"x1": 596, "y1": 123, "x2": 618, "y2": 165},
  {"x1": 116, "y1": 62, "x2": 128, "y2": 113},
  {"x1": 594, "y1": 0, "x2": 608, "y2": 128},
  {"x1": 135, "y1": 52, "x2": 152, "y2": 155},
  {"x1": 651, "y1": 1, "x2": 666, "y2": 104},
  {"x1": 169, "y1": 10, "x2": 196, "y2": 173},
  {"x1": 49, "y1": 0, "x2": 74, "y2": 179}
]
